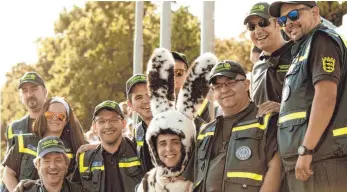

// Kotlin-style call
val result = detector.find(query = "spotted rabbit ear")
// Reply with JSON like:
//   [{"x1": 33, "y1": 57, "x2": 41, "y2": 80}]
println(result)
[
  {"x1": 176, "y1": 52, "x2": 218, "y2": 120},
  {"x1": 146, "y1": 48, "x2": 176, "y2": 116}
]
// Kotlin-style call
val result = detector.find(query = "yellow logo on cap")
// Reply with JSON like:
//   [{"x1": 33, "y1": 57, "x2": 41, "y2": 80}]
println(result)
[
  {"x1": 322, "y1": 57, "x2": 335, "y2": 73},
  {"x1": 22, "y1": 74, "x2": 36, "y2": 81},
  {"x1": 251, "y1": 4, "x2": 265, "y2": 13},
  {"x1": 102, "y1": 101, "x2": 117, "y2": 109},
  {"x1": 129, "y1": 75, "x2": 146, "y2": 85},
  {"x1": 215, "y1": 62, "x2": 232, "y2": 72}
]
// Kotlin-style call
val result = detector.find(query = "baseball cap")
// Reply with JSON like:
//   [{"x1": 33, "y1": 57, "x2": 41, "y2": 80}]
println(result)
[
  {"x1": 93, "y1": 100, "x2": 124, "y2": 119},
  {"x1": 171, "y1": 51, "x2": 189, "y2": 69},
  {"x1": 37, "y1": 136, "x2": 66, "y2": 158},
  {"x1": 126, "y1": 74, "x2": 147, "y2": 95},
  {"x1": 269, "y1": 1, "x2": 317, "y2": 17},
  {"x1": 209, "y1": 60, "x2": 246, "y2": 84},
  {"x1": 18, "y1": 72, "x2": 45, "y2": 89},
  {"x1": 244, "y1": 2, "x2": 271, "y2": 25}
]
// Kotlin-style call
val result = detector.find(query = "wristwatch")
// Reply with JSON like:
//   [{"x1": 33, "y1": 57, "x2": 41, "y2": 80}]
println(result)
[{"x1": 298, "y1": 145, "x2": 314, "y2": 156}]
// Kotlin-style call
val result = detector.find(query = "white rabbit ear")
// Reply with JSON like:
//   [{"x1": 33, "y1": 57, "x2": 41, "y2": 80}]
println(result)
[
  {"x1": 176, "y1": 52, "x2": 218, "y2": 119},
  {"x1": 146, "y1": 48, "x2": 176, "y2": 115}
]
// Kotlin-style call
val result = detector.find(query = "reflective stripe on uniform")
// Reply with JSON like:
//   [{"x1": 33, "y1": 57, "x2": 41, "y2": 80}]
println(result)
[
  {"x1": 8, "y1": 124, "x2": 14, "y2": 139},
  {"x1": 226, "y1": 172, "x2": 263, "y2": 181},
  {"x1": 232, "y1": 113, "x2": 271, "y2": 132},
  {"x1": 66, "y1": 153, "x2": 74, "y2": 159},
  {"x1": 118, "y1": 160, "x2": 141, "y2": 168},
  {"x1": 333, "y1": 127, "x2": 347, "y2": 137},
  {"x1": 137, "y1": 141, "x2": 143, "y2": 147},
  {"x1": 79, "y1": 152, "x2": 104, "y2": 173},
  {"x1": 197, "y1": 132, "x2": 214, "y2": 140},
  {"x1": 18, "y1": 135, "x2": 37, "y2": 156},
  {"x1": 279, "y1": 111, "x2": 306, "y2": 123},
  {"x1": 198, "y1": 98, "x2": 209, "y2": 116}
]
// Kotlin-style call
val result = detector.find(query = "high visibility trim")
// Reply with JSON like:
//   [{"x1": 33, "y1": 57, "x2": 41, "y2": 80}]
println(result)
[
  {"x1": 197, "y1": 132, "x2": 214, "y2": 140},
  {"x1": 279, "y1": 111, "x2": 306, "y2": 123},
  {"x1": 137, "y1": 141, "x2": 144, "y2": 146},
  {"x1": 18, "y1": 135, "x2": 37, "y2": 156},
  {"x1": 118, "y1": 160, "x2": 141, "y2": 168},
  {"x1": 66, "y1": 153, "x2": 74, "y2": 159},
  {"x1": 227, "y1": 172, "x2": 263, "y2": 181},
  {"x1": 79, "y1": 152, "x2": 88, "y2": 173},
  {"x1": 8, "y1": 125, "x2": 14, "y2": 139},
  {"x1": 232, "y1": 114, "x2": 271, "y2": 132},
  {"x1": 333, "y1": 127, "x2": 347, "y2": 137},
  {"x1": 198, "y1": 99, "x2": 209, "y2": 116}
]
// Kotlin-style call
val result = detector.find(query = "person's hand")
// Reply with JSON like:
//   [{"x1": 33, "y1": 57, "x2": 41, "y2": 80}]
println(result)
[
  {"x1": 13, "y1": 179, "x2": 36, "y2": 192},
  {"x1": 257, "y1": 101, "x2": 280, "y2": 117},
  {"x1": 295, "y1": 155, "x2": 314, "y2": 181},
  {"x1": 76, "y1": 144, "x2": 98, "y2": 161}
]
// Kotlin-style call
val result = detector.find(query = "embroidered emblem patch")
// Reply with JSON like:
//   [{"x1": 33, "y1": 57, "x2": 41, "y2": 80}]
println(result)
[
  {"x1": 322, "y1": 57, "x2": 335, "y2": 73},
  {"x1": 282, "y1": 85, "x2": 291, "y2": 102},
  {"x1": 92, "y1": 161, "x2": 103, "y2": 167},
  {"x1": 236, "y1": 146, "x2": 252, "y2": 161}
]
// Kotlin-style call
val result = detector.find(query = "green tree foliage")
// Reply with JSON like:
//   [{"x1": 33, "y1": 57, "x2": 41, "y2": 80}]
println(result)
[
  {"x1": 215, "y1": 32, "x2": 252, "y2": 72},
  {"x1": 318, "y1": 1, "x2": 347, "y2": 27}
]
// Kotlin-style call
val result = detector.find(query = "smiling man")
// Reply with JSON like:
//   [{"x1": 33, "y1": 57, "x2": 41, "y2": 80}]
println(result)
[
  {"x1": 20, "y1": 136, "x2": 81, "y2": 192},
  {"x1": 244, "y1": 2, "x2": 293, "y2": 117},
  {"x1": 194, "y1": 60, "x2": 282, "y2": 192},
  {"x1": 73, "y1": 100, "x2": 144, "y2": 192},
  {"x1": 269, "y1": 1, "x2": 347, "y2": 192}
]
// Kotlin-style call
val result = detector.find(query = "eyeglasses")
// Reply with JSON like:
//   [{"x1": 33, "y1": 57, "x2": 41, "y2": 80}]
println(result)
[
  {"x1": 210, "y1": 79, "x2": 246, "y2": 91},
  {"x1": 174, "y1": 69, "x2": 187, "y2": 77},
  {"x1": 247, "y1": 19, "x2": 272, "y2": 31},
  {"x1": 277, "y1": 7, "x2": 311, "y2": 27},
  {"x1": 44, "y1": 111, "x2": 66, "y2": 121},
  {"x1": 94, "y1": 118, "x2": 122, "y2": 126}
]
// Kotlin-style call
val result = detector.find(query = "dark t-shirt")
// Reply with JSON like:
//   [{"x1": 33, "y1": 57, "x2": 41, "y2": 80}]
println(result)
[
  {"x1": 309, "y1": 31, "x2": 341, "y2": 85},
  {"x1": 252, "y1": 41, "x2": 294, "y2": 105}
]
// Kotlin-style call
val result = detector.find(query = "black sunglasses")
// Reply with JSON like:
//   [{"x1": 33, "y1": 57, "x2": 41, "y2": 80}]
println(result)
[
  {"x1": 247, "y1": 19, "x2": 272, "y2": 31},
  {"x1": 277, "y1": 7, "x2": 311, "y2": 27}
]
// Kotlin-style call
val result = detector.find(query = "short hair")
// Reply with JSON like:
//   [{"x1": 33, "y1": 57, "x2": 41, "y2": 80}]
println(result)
[{"x1": 33, "y1": 153, "x2": 70, "y2": 170}]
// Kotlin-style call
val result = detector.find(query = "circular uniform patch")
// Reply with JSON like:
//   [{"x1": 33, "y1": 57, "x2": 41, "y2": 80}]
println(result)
[
  {"x1": 235, "y1": 146, "x2": 252, "y2": 161},
  {"x1": 282, "y1": 84, "x2": 291, "y2": 102}
]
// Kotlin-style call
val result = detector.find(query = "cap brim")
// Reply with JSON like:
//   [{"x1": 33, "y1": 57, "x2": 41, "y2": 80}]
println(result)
[
  {"x1": 244, "y1": 13, "x2": 270, "y2": 24},
  {"x1": 269, "y1": 1, "x2": 302, "y2": 17},
  {"x1": 39, "y1": 148, "x2": 66, "y2": 158},
  {"x1": 209, "y1": 72, "x2": 238, "y2": 84},
  {"x1": 126, "y1": 80, "x2": 147, "y2": 95},
  {"x1": 93, "y1": 106, "x2": 124, "y2": 119},
  {"x1": 18, "y1": 80, "x2": 41, "y2": 89}
]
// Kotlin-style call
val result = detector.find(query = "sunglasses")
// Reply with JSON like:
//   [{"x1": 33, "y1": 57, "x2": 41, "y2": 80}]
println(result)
[
  {"x1": 174, "y1": 69, "x2": 187, "y2": 77},
  {"x1": 44, "y1": 111, "x2": 67, "y2": 121},
  {"x1": 247, "y1": 19, "x2": 272, "y2": 31},
  {"x1": 277, "y1": 7, "x2": 311, "y2": 27}
]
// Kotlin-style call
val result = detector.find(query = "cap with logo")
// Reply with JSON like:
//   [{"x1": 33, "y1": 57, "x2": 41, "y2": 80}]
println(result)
[
  {"x1": 209, "y1": 60, "x2": 246, "y2": 84},
  {"x1": 269, "y1": 1, "x2": 317, "y2": 17},
  {"x1": 37, "y1": 136, "x2": 66, "y2": 158},
  {"x1": 18, "y1": 72, "x2": 46, "y2": 89},
  {"x1": 244, "y1": 2, "x2": 271, "y2": 24},
  {"x1": 126, "y1": 74, "x2": 147, "y2": 95},
  {"x1": 93, "y1": 100, "x2": 124, "y2": 119},
  {"x1": 171, "y1": 51, "x2": 189, "y2": 69}
]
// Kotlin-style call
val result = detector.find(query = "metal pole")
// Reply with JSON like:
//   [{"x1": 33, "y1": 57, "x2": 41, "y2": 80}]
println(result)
[
  {"x1": 201, "y1": 1, "x2": 215, "y2": 120},
  {"x1": 160, "y1": 1, "x2": 171, "y2": 49},
  {"x1": 132, "y1": 1, "x2": 144, "y2": 128}
]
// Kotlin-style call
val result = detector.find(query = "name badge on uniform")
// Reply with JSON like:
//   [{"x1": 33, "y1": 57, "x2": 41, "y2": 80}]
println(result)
[
  {"x1": 282, "y1": 85, "x2": 291, "y2": 102},
  {"x1": 236, "y1": 146, "x2": 252, "y2": 161}
]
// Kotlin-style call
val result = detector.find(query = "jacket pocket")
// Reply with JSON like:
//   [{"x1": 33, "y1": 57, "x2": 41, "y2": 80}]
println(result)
[
  {"x1": 20, "y1": 155, "x2": 36, "y2": 180},
  {"x1": 278, "y1": 114, "x2": 308, "y2": 159}
]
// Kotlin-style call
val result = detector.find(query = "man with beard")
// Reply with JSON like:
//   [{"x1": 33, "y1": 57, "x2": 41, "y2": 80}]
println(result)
[
  {"x1": 5, "y1": 72, "x2": 48, "y2": 148},
  {"x1": 72, "y1": 100, "x2": 144, "y2": 192},
  {"x1": 194, "y1": 60, "x2": 282, "y2": 192},
  {"x1": 13, "y1": 136, "x2": 82, "y2": 192},
  {"x1": 126, "y1": 74, "x2": 155, "y2": 172},
  {"x1": 244, "y1": 2, "x2": 293, "y2": 117},
  {"x1": 269, "y1": 1, "x2": 347, "y2": 191}
]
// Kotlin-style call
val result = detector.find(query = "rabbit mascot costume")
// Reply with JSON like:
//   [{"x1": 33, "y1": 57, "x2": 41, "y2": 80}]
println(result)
[{"x1": 136, "y1": 48, "x2": 217, "y2": 192}]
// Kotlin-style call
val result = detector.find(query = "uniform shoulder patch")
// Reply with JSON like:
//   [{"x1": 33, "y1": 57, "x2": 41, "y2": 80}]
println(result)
[{"x1": 322, "y1": 57, "x2": 335, "y2": 73}]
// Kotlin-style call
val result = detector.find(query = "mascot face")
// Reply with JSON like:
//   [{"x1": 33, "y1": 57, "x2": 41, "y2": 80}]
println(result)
[{"x1": 145, "y1": 48, "x2": 218, "y2": 178}]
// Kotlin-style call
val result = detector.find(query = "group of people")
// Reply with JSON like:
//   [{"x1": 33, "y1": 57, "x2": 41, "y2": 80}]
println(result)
[{"x1": 1, "y1": 1, "x2": 347, "y2": 192}]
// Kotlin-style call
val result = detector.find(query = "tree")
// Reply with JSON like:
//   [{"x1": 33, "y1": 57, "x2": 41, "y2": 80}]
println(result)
[{"x1": 318, "y1": 1, "x2": 347, "y2": 27}]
